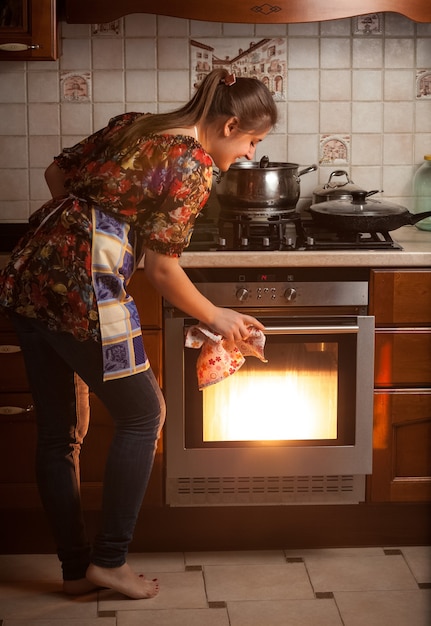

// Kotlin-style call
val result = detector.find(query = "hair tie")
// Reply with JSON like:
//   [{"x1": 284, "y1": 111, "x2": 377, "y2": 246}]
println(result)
[{"x1": 220, "y1": 73, "x2": 236, "y2": 86}]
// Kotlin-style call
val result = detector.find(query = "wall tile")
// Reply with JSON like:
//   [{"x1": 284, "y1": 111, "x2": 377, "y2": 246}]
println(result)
[
  {"x1": 352, "y1": 70, "x2": 383, "y2": 101},
  {"x1": 60, "y1": 103, "x2": 92, "y2": 135},
  {"x1": 190, "y1": 21, "x2": 223, "y2": 37},
  {"x1": 384, "y1": 39, "x2": 414, "y2": 69},
  {"x1": 27, "y1": 71, "x2": 59, "y2": 103},
  {"x1": 0, "y1": 201, "x2": 30, "y2": 221},
  {"x1": 125, "y1": 70, "x2": 157, "y2": 102},
  {"x1": 384, "y1": 69, "x2": 414, "y2": 101},
  {"x1": 158, "y1": 38, "x2": 189, "y2": 69},
  {"x1": 352, "y1": 39, "x2": 383, "y2": 68},
  {"x1": 92, "y1": 38, "x2": 124, "y2": 70},
  {"x1": 92, "y1": 70, "x2": 124, "y2": 102},
  {"x1": 60, "y1": 39, "x2": 91, "y2": 70},
  {"x1": 288, "y1": 102, "x2": 319, "y2": 133},
  {"x1": 417, "y1": 38, "x2": 431, "y2": 68},
  {"x1": 157, "y1": 16, "x2": 189, "y2": 37},
  {"x1": 383, "y1": 134, "x2": 413, "y2": 164},
  {"x1": 158, "y1": 70, "x2": 190, "y2": 102},
  {"x1": 320, "y1": 18, "x2": 351, "y2": 36},
  {"x1": 320, "y1": 38, "x2": 351, "y2": 69},
  {"x1": 351, "y1": 134, "x2": 382, "y2": 165},
  {"x1": 0, "y1": 170, "x2": 28, "y2": 200},
  {"x1": 383, "y1": 102, "x2": 414, "y2": 132},
  {"x1": 0, "y1": 104, "x2": 26, "y2": 135},
  {"x1": 28, "y1": 104, "x2": 60, "y2": 135},
  {"x1": 287, "y1": 70, "x2": 319, "y2": 101},
  {"x1": 288, "y1": 38, "x2": 319, "y2": 68},
  {"x1": 320, "y1": 70, "x2": 352, "y2": 101},
  {"x1": 0, "y1": 137, "x2": 27, "y2": 168},
  {"x1": 352, "y1": 102, "x2": 383, "y2": 133},
  {"x1": 320, "y1": 102, "x2": 351, "y2": 134},
  {"x1": 124, "y1": 13, "x2": 156, "y2": 37},
  {"x1": 125, "y1": 39, "x2": 157, "y2": 69},
  {"x1": 0, "y1": 72, "x2": 26, "y2": 103},
  {"x1": 28, "y1": 136, "x2": 61, "y2": 168}
]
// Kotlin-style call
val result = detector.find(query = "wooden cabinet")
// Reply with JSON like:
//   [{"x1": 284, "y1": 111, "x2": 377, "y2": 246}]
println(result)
[
  {"x1": 0, "y1": 269, "x2": 164, "y2": 510},
  {"x1": 369, "y1": 269, "x2": 431, "y2": 503},
  {"x1": 0, "y1": 0, "x2": 60, "y2": 61},
  {"x1": 65, "y1": 0, "x2": 431, "y2": 25}
]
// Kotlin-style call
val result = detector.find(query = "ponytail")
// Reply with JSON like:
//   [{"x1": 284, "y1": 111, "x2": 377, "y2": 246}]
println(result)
[{"x1": 110, "y1": 69, "x2": 277, "y2": 153}]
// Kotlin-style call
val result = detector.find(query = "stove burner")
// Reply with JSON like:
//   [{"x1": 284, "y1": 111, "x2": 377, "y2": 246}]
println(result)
[{"x1": 187, "y1": 211, "x2": 403, "y2": 252}]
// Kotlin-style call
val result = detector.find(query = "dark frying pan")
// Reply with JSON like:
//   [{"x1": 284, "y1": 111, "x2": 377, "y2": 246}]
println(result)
[{"x1": 309, "y1": 191, "x2": 431, "y2": 233}]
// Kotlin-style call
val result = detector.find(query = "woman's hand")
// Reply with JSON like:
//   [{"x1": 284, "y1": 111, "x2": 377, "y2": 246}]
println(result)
[{"x1": 207, "y1": 307, "x2": 264, "y2": 343}]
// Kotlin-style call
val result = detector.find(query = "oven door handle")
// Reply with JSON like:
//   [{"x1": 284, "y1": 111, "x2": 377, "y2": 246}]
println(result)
[{"x1": 263, "y1": 325, "x2": 359, "y2": 335}]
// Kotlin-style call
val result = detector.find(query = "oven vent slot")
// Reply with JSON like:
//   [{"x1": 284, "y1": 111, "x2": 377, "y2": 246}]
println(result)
[{"x1": 167, "y1": 474, "x2": 366, "y2": 506}]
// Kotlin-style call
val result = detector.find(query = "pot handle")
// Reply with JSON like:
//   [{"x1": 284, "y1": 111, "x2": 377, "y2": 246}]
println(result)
[{"x1": 298, "y1": 164, "x2": 318, "y2": 177}]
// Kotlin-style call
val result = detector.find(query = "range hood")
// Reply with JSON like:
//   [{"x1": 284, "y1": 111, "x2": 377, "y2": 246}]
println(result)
[{"x1": 65, "y1": 0, "x2": 431, "y2": 25}]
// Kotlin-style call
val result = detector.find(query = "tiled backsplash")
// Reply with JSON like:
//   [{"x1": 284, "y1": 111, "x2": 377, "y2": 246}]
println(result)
[{"x1": 0, "y1": 12, "x2": 430, "y2": 222}]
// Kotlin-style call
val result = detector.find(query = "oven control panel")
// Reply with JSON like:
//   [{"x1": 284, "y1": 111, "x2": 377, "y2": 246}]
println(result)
[{"x1": 194, "y1": 281, "x2": 368, "y2": 308}]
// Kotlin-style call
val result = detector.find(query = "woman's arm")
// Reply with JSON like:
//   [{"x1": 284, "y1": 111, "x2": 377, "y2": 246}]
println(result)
[
  {"x1": 143, "y1": 248, "x2": 264, "y2": 342},
  {"x1": 45, "y1": 162, "x2": 67, "y2": 198}
]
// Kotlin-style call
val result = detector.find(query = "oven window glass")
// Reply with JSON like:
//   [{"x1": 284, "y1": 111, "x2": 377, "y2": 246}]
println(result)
[{"x1": 184, "y1": 332, "x2": 357, "y2": 448}]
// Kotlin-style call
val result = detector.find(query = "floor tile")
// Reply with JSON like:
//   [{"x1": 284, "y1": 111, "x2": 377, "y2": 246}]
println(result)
[
  {"x1": 203, "y1": 562, "x2": 314, "y2": 602},
  {"x1": 128, "y1": 552, "x2": 186, "y2": 573},
  {"x1": 227, "y1": 598, "x2": 344, "y2": 626},
  {"x1": 400, "y1": 546, "x2": 431, "y2": 584},
  {"x1": 0, "y1": 581, "x2": 98, "y2": 621},
  {"x1": 98, "y1": 570, "x2": 208, "y2": 612},
  {"x1": 3, "y1": 617, "x2": 117, "y2": 626},
  {"x1": 284, "y1": 547, "x2": 385, "y2": 560},
  {"x1": 334, "y1": 589, "x2": 431, "y2": 626},
  {"x1": 304, "y1": 553, "x2": 419, "y2": 592},
  {"x1": 185, "y1": 550, "x2": 286, "y2": 566},
  {"x1": 0, "y1": 554, "x2": 60, "y2": 581},
  {"x1": 117, "y1": 607, "x2": 230, "y2": 626}
]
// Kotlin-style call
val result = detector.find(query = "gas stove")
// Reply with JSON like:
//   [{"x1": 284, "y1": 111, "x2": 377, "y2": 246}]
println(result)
[{"x1": 187, "y1": 211, "x2": 403, "y2": 252}]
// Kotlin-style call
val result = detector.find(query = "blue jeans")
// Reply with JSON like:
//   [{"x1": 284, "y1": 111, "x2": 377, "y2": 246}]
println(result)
[{"x1": 11, "y1": 313, "x2": 165, "y2": 581}]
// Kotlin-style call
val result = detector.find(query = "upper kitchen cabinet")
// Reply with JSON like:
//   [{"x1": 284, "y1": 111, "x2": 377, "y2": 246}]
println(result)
[
  {"x1": 0, "y1": 0, "x2": 60, "y2": 61},
  {"x1": 65, "y1": 0, "x2": 431, "y2": 24}
]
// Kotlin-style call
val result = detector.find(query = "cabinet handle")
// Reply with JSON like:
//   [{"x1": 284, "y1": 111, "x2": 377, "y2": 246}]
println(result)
[
  {"x1": 0, "y1": 405, "x2": 34, "y2": 415},
  {"x1": 0, "y1": 345, "x2": 21, "y2": 354},
  {"x1": 0, "y1": 43, "x2": 40, "y2": 52}
]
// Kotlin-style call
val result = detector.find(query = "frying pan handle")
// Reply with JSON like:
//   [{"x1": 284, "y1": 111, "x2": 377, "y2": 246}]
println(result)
[{"x1": 298, "y1": 164, "x2": 318, "y2": 177}]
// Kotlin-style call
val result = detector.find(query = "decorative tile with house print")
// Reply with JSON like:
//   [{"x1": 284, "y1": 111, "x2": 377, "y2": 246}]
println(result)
[
  {"x1": 353, "y1": 13, "x2": 383, "y2": 35},
  {"x1": 190, "y1": 37, "x2": 287, "y2": 101},
  {"x1": 92, "y1": 21, "x2": 122, "y2": 36},
  {"x1": 319, "y1": 134, "x2": 350, "y2": 166},
  {"x1": 416, "y1": 70, "x2": 431, "y2": 99},
  {"x1": 60, "y1": 71, "x2": 91, "y2": 102}
]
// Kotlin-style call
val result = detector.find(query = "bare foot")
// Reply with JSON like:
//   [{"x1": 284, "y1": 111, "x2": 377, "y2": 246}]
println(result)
[
  {"x1": 63, "y1": 578, "x2": 102, "y2": 595},
  {"x1": 86, "y1": 562, "x2": 159, "y2": 599}
]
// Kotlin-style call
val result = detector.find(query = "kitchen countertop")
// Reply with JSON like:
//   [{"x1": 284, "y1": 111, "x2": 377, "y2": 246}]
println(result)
[
  {"x1": 0, "y1": 226, "x2": 430, "y2": 271},
  {"x1": 177, "y1": 225, "x2": 431, "y2": 268}
]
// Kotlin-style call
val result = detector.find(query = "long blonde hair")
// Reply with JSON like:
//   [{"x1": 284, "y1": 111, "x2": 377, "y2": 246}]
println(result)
[{"x1": 110, "y1": 69, "x2": 277, "y2": 153}]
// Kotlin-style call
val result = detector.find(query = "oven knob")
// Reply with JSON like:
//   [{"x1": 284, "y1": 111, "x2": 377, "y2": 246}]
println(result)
[
  {"x1": 284, "y1": 287, "x2": 297, "y2": 302},
  {"x1": 236, "y1": 287, "x2": 250, "y2": 302}
]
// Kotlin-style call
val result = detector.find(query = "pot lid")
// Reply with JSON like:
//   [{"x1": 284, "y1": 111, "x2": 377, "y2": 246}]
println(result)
[
  {"x1": 313, "y1": 170, "x2": 366, "y2": 198},
  {"x1": 310, "y1": 191, "x2": 408, "y2": 216},
  {"x1": 227, "y1": 160, "x2": 300, "y2": 171}
]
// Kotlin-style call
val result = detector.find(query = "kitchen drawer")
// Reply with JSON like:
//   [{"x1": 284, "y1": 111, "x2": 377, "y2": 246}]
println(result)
[
  {"x1": 370, "y1": 270, "x2": 431, "y2": 326},
  {"x1": 374, "y1": 330, "x2": 431, "y2": 387},
  {"x1": 370, "y1": 390, "x2": 431, "y2": 502},
  {"x1": 0, "y1": 393, "x2": 36, "y2": 484},
  {"x1": 0, "y1": 332, "x2": 29, "y2": 392}
]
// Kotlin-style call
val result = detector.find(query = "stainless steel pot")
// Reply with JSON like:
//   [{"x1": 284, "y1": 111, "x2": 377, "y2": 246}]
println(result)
[{"x1": 216, "y1": 158, "x2": 317, "y2": 213}]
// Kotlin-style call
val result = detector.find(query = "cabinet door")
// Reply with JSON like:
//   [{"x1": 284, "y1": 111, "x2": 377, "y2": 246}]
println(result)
[
  {"x1": 371, "y1": 270, "x2": 431, "y2": 326},
  {"x1": 0, "y1": 0, "x2": 59, "y2": 61},
  {"x1": 370, "y1": 391, "x2": 431, "y2": 502}
]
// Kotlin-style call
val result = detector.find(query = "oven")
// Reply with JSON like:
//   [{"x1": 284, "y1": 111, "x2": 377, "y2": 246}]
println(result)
[{"x1": 163, "y1": 267, "x2": 375, "y2": 506}]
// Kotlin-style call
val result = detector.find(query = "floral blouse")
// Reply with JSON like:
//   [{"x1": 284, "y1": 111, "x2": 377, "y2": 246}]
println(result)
[{"x1": 0, "y1": 113, "x2": 213, "y2": 354}]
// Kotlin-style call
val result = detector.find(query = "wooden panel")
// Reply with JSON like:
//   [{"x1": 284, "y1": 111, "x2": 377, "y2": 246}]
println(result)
[
  {"x1": 374, "y1": 330, "x2": 431, "y2": 387},
  {"x1": 128, "y1": 270, "x2": 162, "y2": 329},
  {"x1": 370, "y1": 270, "x2": 431, "y2": 326},
  {"x1": 370, "y1": 391, "x2": 431, "y2": 502},
  {"x1": 0, "y1": 394, "x2": 36, "y2": 485},
  {"x1": 65, "y1": 0, "x2": 431, "y2": 25}
]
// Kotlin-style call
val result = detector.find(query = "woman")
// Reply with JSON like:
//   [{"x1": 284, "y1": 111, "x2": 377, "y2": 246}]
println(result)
[{"x1": 0, "y1": 69, "x2": 277, "y2": 599}]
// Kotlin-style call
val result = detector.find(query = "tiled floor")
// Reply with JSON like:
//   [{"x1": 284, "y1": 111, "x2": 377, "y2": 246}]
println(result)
[{"x1": 1, "y1": 546, "x2": 430, "y2": 625}]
